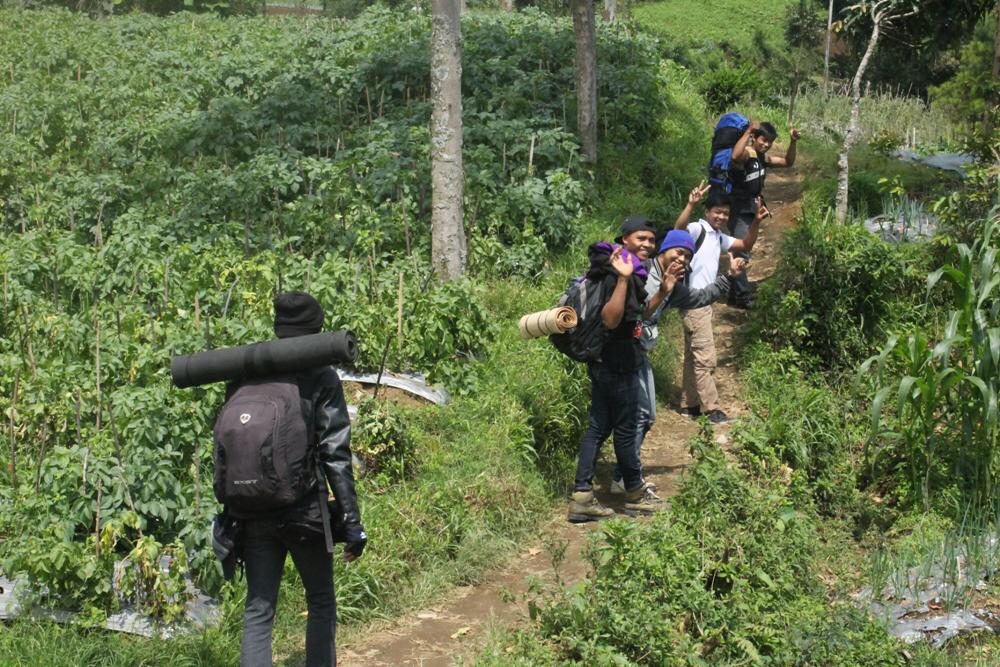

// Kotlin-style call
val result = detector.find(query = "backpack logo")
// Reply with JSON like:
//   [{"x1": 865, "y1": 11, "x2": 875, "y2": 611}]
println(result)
[{"x1": 240, "y1": 413, "x2": 251, "y2": 424}]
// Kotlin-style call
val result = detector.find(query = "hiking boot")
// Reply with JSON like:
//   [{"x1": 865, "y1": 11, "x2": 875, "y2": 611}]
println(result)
[
  {"x1": 567, "y1": 490, "x2": 615, "y2": 523},
  {"x1": 705, "y1": 409, "x2": 731, "y2": 425},
  {"x1": 679, "y1": 405, "x2": 702, "y2": 419},
  {"x1": 623, "y1": 486, "x2": 669, "y2": 516},
  {"x1": 610, "y1": 479, "x2": 657, "y2": 495}
]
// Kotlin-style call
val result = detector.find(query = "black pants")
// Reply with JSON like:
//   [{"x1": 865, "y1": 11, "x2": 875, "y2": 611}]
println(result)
[
  {"x1": 574, "y1": 362, "x2": 643, "y2": 493},
  {"x1": 728, "y1": 201, "x2": 756, "y2": 304},
  {"x1": 241, "y1": 519, "x2": 336, "y2": 667}
]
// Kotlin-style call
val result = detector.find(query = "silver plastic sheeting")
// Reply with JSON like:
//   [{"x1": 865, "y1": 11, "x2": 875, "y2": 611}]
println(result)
[
  {"x1": 857, "y1": 536, "x2": 1000, "y2": 648},
  {"x1": 893, "y1": 149, "x2": 975, "y2": 176},
  {"x1": 0, "y1": 568, "x2": 220, "y2": 639},
  {"x1": 864, "y1": 211, "x2": 939, "y2": 243},
  {"x1": 336, "y1": 369, "x2": 449, "y2": 406}
]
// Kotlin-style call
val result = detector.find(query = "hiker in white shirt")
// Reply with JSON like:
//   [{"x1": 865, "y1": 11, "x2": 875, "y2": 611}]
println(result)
[{"x1": 673, "y1": 181, "x2": 769, "y2": 424}]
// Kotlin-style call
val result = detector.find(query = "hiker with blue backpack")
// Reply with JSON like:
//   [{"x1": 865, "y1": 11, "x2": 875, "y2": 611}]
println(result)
[
  {"x1": 708, "y1": 114, "x2": 799, "y2": 308},
  {"x1": 214, "y1": 291, "x2": 367, "y2": 667},
  {"x1": 563, "y1": 231, "x2": 746, "y2": 523}
]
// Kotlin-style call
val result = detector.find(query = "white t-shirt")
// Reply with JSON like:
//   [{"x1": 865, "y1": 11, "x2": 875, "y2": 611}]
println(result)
[{"x1": 687, "y1": 220, "x2": 735, "y2": 290}]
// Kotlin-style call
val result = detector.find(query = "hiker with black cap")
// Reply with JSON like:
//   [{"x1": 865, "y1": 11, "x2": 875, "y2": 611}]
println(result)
[
  {"x1": 604, "y1": 214, "x2": 658, "y2": 496},
  {"x1": 219, "y1": 290, "x2": 366, "y2": 667},
  {"x1": 566, "y1": 241, "x2": 669, "y2": 523},
  {"x1": 615, "y1": 214, "x2": 658, "y2": 263}
]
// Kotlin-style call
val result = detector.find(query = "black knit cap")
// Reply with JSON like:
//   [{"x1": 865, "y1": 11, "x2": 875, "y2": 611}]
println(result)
[
  {"x1": 614, "y1": 214, "x2": 657, "y2": 243},
  {"x1": 273, "y1": 291, "x2": 325, "y2": 339}
]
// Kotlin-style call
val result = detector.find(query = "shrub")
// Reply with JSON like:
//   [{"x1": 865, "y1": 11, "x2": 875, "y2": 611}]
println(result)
[{"x1": 748, "y1": 202, "x2": 930, "y2": 371}]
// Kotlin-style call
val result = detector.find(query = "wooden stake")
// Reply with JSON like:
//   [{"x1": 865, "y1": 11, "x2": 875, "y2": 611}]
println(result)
[
  {"x1": 9, "y1": 370, "x2": 19, "y2": 490},
  {"x1": 75, "y1": 388, "x2": 82, "y2": 444},
  {"x1": 94, "y1": 315, "x2": 101, "y2": 431},
  {"x1": 107, "y1": 400, "x2": 142, "y2": 538},
  {"x1": 20, "y1": 305, "x2": 36, "y2": 378},
  {"x1": 397, "y1": 273, "x2": 404, "y2": 354},
  {"x1": 528, "y1": 134, "x2": 535, "y2": 177},
  {"x1": 95, "y1": 478, "x2": 102, "y2": 558}
]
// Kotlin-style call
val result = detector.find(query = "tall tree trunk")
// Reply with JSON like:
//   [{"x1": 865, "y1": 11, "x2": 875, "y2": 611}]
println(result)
[
  {"x1": 572, "y1": 0, "x2": 598, "y2": 164},
  {"x1": 602, "y1": 0, "x2": 615, "y2": 23},
  {"x1": 835, "y1": 10, "x2": 883, "y2": 224},
  {"x1": 501, "y1": 0, "x2": 514, "y2": 11},
  {"x1": 990, "y1": 6, "x2": 1000, "y2": 130},
  {"x1": 823, "y1": 0, "x2": 834, "y2": 93},
  {"x1": 430, "y1": 0, "x2": 467, "y2": 281}
]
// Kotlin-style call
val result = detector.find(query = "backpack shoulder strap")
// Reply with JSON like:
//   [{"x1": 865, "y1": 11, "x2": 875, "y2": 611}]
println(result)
[{"x1": 689, "y1": 223, "x2": 707, "y2": 254}]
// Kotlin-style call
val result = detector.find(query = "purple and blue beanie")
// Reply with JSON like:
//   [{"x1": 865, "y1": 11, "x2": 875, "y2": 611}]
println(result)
[{"x1": 656, "y1": 230, "x2": 696, "y2": 256}]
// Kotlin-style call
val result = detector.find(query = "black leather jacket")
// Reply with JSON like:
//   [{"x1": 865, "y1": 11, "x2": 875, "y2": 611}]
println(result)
[{"x1": 299, "y1": 366, "x2": 362, "y2": 529}]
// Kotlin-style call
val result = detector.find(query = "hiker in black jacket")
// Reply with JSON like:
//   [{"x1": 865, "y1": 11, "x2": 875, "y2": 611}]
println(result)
[
  {"x1": 237, "y1": 291, "x2": 367, "y2": 667},
  {"x1": 567, "y1": 242, "x2": 669, "y2": 523},
  {"x1": 727, "y1": 122, "x2": 799, "y2": 308}
]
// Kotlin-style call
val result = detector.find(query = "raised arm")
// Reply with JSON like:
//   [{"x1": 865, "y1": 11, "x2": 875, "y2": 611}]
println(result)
[
  {"x1": 668, "y1": 258, "x2": 747, "y2": 309},
  {"x1": 766, "y1": 128, "x2": 799, "y2": 168},
  {"x1": 729, "y1": 199, "x2": 770, "y2": 253},
  {"x1": 602, "y1": 249, "x2": 633, "y2": 329},
  {"x1": 730, "y1": 121, "x2": 758, "y2": 165}
]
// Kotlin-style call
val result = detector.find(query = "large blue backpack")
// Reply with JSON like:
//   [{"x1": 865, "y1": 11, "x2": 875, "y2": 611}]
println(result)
[{"x1": 707, "y1": 113, "x2": 750, "y2": 193}]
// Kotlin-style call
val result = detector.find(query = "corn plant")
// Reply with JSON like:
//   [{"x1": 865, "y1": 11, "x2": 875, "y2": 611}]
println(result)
[{"x1": 860, "y1": 208, "x2": 1000, "y2": 509}]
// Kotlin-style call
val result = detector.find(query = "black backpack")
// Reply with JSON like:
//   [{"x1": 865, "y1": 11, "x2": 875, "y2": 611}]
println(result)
[
  {"x1": 549, "y1": 276, "x2": 609, "y2": 362},
  {"x1": 213, "y1": 376, "x2": 315, "y2": 514},
  {"x1": 707, "y1": 112, "x2": 750, "y2": 193}
]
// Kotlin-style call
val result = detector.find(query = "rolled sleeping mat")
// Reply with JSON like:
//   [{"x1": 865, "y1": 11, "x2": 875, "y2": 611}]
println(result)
[
  {"x1": 171, "y1": 330, "x2": 359, "y2": 388},
  {"x1": 518, "y1": 307, "x2": 578, "y2": 340}
]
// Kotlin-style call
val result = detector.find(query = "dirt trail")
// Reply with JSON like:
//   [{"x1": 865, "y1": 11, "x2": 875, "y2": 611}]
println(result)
[{"x1": 338, "y1": 172, "x2": 802, "y2": 667}]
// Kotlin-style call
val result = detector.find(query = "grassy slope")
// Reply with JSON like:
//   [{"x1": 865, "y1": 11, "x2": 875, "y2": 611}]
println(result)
[{"x1": 632, "y1": 0, "x2": 797, "y2": 53}]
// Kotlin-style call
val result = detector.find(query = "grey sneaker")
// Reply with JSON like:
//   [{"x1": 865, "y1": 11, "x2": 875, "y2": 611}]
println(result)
[
  {"x1": 623, "y1": 486, "x2": 668, "y2": 516},
  {"x1": 567, "y1": 490, "x2": 615, "y2": 523},
  {"x1": 705, "y1": 409, "x2": 731, "y2": 425},
  {"x1": 610, "y1": 479, "x2": 657, "y2": 495}
]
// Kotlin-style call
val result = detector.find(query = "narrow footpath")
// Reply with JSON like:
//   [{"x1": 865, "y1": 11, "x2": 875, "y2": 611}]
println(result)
[{"x1": 338, "y1": 172, "x2": 803, "y2": 667}]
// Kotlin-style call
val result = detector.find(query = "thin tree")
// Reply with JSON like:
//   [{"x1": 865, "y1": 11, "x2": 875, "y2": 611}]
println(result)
[
  {"x1": 785, "y1": 0, "x2": 824, "y2": 123},
  {"x1": 501, "y1": 0, "x2": 514, "y2": 11},
  {"x1": 430, "y1": 0, "x2": 467, "y2": 280},
  {"x1": 835, "y1": 0, "x2": 920, "y2": 223},
  {"x1": 823, "y1": 0, "x2": 835, "y2": 92},
  {"x1": 572, "y1": 0, "x2": 598, "y2": 164},
  {"x1": 603, "y1": 0, "x2": 616, "y2": 22},
  {"x1": 992, "y1": 5, "x2": 1000, "y2": 130}
]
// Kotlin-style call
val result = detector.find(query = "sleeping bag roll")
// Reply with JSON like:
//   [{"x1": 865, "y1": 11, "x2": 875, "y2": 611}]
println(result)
[
  {"x1": 171, "y1": 330, "x2": 359, "y2": 388},
  {"x1": 518, "y1": 307, "x2": 578, "y2": 339}
]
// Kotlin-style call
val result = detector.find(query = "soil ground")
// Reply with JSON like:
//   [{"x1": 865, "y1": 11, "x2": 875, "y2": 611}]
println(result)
[{"x1": 338, "y1": 172, "x2": 803, "y2": 666}]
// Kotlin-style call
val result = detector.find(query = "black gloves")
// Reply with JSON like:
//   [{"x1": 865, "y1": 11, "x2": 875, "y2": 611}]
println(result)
[{"x1": 343, "y1": 522, "x2": 368, "y2": 560}]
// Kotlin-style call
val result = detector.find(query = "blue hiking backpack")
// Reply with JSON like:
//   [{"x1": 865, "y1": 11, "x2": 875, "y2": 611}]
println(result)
[{"x1": 707, "y1": 113, "x2": 751, "y2": 193}]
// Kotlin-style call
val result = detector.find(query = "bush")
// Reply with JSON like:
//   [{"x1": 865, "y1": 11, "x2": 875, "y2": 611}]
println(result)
[
  {"x1": 735, "y1": 344, "x2": 862, "y2": 517},
  {"x1": 480, "y1": 428, "x2": 904, "y2": 666},
  {"x1": 748, "y1": 201, "x2": 930, "y2": 371},
  {"x1": 698, "y1": 63, "x2": 763, "y2": 114}
]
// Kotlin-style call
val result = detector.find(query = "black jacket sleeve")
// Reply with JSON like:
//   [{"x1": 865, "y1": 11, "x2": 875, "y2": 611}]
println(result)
[
  {"x1": 312, "y1": 369, "x2": 363, "y2": 527},
  {"x1": 667, "y1": 274, "x2": 731, "y2": 310}
]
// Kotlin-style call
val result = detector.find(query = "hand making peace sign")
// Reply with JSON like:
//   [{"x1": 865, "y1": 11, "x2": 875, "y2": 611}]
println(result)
[{"x1": 688, "y1": 180, "x2": 711, "y2": 206}]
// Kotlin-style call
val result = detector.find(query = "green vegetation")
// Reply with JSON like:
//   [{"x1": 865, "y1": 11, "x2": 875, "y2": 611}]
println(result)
[
  {"x1": 633, "y1": 0, "x2": 798, "y2": 54},
  {"x1": 2, "y1": 0, "x2": 999, "y2": 664},
  {"x1": 0, "y1": 5, "x2": 704, "y2": 663}
]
